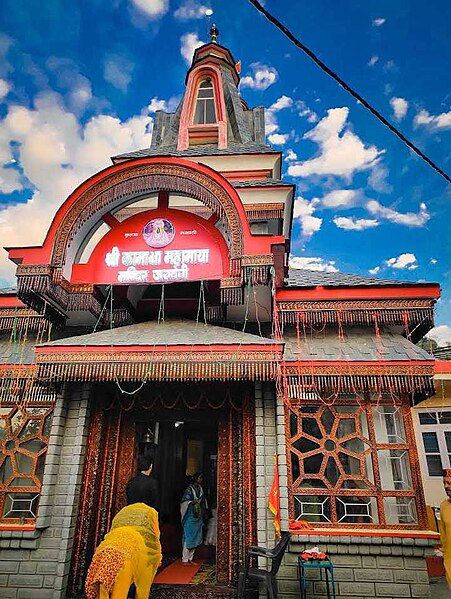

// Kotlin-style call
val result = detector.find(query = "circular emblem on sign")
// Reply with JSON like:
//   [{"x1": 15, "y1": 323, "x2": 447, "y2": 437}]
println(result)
[{"x1": 143, "y1": 218, "x2": 175, "y2": 248}]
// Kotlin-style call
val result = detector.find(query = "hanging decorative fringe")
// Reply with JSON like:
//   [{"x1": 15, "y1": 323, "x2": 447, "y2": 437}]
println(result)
[
  {"x1": 35, "y1": 350, "x2": 282, "y2": 382},
  {"x1": 278, "y1": 305, "x2": 434, "y2": 342},
  {"x1": 205, "y1": 305, "x2": 224, "y2": 323},
  {"x1": 285, "y1": 372, "x2": 434, "y2": 400},
  {"x1": 243, "y1": 266, "x2": 271, "y2": 286},
  {"x1": 246, "y1": 204, "x2": 284, "y2": 220},
  {"x1": 0, "y1": 373, "x2": 57, "y2": 405},
  {"x1": 230, "y1": 259, "x2": 242, "y2": 278},
  {"x1": 0, "y1": 310, "x2": 47, "y2": 332},
  {"x1": 221, "y1": 283, "x2": 244, "y2": 305}
]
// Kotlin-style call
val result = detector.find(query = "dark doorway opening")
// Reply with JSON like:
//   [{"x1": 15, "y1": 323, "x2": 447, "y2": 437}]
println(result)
[{"x1": 136, "y1": 409, "x2": 219, "y2": 579}]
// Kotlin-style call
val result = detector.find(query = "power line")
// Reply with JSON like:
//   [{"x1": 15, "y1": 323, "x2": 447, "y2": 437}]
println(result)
[{"x1": 247, "y1": 0, "x2": 450, "y2": 185}]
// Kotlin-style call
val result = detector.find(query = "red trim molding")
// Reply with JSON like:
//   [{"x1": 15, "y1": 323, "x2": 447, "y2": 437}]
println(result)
[
  {"x1": 277, "y1": 285, "x2": 441, "y2": 302},
  {"x1": 435, "y1": 360, "x2": 451, "y2": 374},
  {"x1": 0, "y1": 295, "x2": 25, "y2": 308}
]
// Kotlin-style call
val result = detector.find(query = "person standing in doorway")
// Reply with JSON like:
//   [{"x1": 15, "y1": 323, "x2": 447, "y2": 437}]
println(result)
[
  {"x1": 180, "y1": 472, "x2": 207, "y2": 564},
  {"x1": 440, "y1": 469, "x2": 451, "y2": 587},
  {"x1": 126, "y1": 452, "x2": 159, "y2": 510}
]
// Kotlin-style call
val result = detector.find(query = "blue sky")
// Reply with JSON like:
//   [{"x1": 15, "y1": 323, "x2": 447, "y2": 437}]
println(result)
[{"x1": 0, "y1": 0, "x2": 450, "y2": 342}]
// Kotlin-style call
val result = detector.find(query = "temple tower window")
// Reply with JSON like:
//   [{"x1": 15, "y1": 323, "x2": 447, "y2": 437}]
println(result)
[{"x1": 193, "y1": 78, "x2": 217, "y2": 125}]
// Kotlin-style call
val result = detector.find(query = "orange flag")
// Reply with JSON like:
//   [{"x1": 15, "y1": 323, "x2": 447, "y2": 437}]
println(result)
[{"x1": 268, "y1": 453, "x2": 281, "y2": 539}]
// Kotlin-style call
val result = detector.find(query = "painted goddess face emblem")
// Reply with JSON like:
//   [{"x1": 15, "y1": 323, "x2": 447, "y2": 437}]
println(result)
[{"x1": 143, "y1": 218, "x2": 175, "y2": 248}]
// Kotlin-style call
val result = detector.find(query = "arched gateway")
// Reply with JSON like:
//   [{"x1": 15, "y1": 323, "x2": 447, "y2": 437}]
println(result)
[{"x1": 0, "y1": 26, "x2": 443, "y2": 599}]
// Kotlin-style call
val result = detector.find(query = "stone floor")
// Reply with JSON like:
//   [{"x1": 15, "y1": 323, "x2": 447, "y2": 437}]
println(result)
[
  {"x1": 151, "y1": 585, "x2": 235, "y2": 598},
  {"x1": 430, "y1": 577, "x2": 450, "y2": 599}
]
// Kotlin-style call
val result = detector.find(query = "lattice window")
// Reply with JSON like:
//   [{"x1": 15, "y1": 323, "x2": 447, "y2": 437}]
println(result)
[
  {"x1": 287, "y1": 398, "x2": 423, "y2": 528},
  {"x1": 0, "y1": 403, "x2": 53, "y2": 524}
]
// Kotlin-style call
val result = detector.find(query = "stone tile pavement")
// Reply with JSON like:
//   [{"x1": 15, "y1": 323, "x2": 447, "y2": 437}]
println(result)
[{"x1": 430, "y1": 577, "x2": 450, "y2": 599}]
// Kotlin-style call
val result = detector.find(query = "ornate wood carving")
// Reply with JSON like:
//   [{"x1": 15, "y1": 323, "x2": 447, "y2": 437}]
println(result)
[
  {"x1": 52, "y1": 163, "x2": 244, "y2": 267},
  {"x1": 285, "y1": 397, "x2": 428, "y2": 529},
  {"x1": 69, "y1": 383, "x2": 256, "y2": 593}
]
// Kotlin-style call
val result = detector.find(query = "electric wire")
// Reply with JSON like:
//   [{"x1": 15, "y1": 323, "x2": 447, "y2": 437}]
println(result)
[{"x1": 247, "y1": 0, "x2": 451, "y2": 184}]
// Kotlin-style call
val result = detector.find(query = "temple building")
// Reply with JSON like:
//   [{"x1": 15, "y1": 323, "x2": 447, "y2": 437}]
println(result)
[{"x1": 0, "y1": 29, "x2": 443, "y2": 599}]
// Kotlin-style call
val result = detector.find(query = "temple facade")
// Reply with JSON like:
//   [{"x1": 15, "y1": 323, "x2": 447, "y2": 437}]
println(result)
[{"x1": 0, "y1": 31, "x2": 443, "y2": 599}]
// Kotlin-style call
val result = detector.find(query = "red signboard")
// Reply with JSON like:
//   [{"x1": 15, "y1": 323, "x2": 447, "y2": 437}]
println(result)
[{"x1": 71, "y1": 208, "x2": 229, "y2": 285}]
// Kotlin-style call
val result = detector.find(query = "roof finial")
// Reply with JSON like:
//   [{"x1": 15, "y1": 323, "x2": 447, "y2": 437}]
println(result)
[{"x1": 210, "y1": 23, "x2": 219, "y2": 44}]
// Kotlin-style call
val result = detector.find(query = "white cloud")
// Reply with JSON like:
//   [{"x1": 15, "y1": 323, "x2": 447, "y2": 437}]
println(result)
[
  {"x1": 0, "y1": 90, "x2": 153, "y2": 283},
  {"x1": 296, "y1": 100, "x2": 317, "y2": 123},
  {"x1": 367, "y1": 56, "x2": 379, "y2": 67},
  {"x1": 180, "y1": 32, "x2": 204, "y2": 65},
  {"x1": 369, "y1": 266, "x2": 380, "y2": 275},
  {"x1": 0, "y1": 79, "x2": 11, "y2": 101},
  {"x1": 289, "y1": 256, "x2": 338, "y2": 273},
  {"x1": 130, "y1": 0, "x2": 169, "y2": 19},
  {"x1": 287, "y1": 107, "x2": 382, "y2": 180},
  {"x1": 269, "y1": 96, "x2": 293, "y2": 111},
  {"x1": 174, "y1": 0, "x2": 209, "y2": 19},
  {"x1": 265, "y1": 95, "x2": 292, "y2": 138},
  {"x1": 293, "y1": 197, "x2": 322, "y2": 239},
  {"x1": 268, "y1": 133, "x2": 289, "y2": 145},
  {"x1": 240, "y1": 63, "x2": 278, "y2": 91},
  {"x1": 427, "y1": 325, "x2": 451, "y2": 347},
  {"x1": 373, "y1": 17, "x2": 386, "y2": 26},
  {"x1": 386, "y1": 253, "x2": 418, "y2": 270},
  {"x1": 367, "y1": 164, "x2": 392, "y2": 193},
  {"x1": 390, "y1": 97, "x2": 408, "y2": 121},
  {"x1": 147, "y1": 96, "x2": 180, "y2": 113},
  {"x1": 366, "y1": 200, "x2": 430, "y2": 227},
  {"x1": 147, "y1": 97, "x2": 168, "y2": 113},
  {"x1": 284, "y1": 149, "x2": 297, "y2": 162},
  {"x1": 46, "y1": 56, "x2": 97, "y2": 115},
  {"x1": 414, "y1": 109, "x2": 451, "y2": 131},
  {"x1": 320, "y1": 189, "x2": 359, "y2": 209},
  {"x1": 333, "y1": 216, "x2": 379, "y2": 231},
  {"x1": 69, "y1": 81, "x2": 93, "y2": 113},
  {"x1": 103, "y1": 55, "x2": 135, "y2": 92}
]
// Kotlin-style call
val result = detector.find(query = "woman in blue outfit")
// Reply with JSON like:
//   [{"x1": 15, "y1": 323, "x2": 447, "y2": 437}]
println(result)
[{"x1": 180, "y1": 472, "x2": 207, "y2": 564}]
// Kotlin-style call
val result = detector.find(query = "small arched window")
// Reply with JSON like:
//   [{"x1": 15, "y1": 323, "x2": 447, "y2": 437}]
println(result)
[{"x1": 193, "y1": 79, "x2": 216, "y2": 124}]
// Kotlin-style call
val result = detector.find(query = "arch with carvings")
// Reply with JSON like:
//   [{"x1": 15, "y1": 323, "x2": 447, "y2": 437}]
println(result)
[{"x1": 8, "y1": 157, "x2": 253, "y2": 276}]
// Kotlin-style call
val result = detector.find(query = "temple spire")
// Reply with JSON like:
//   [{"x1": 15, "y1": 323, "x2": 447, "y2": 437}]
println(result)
[{"x1": 210, "y1": 23, "x2": 219, "y2": 44}]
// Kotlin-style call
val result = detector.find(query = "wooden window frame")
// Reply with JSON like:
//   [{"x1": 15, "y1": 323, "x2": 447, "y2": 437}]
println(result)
[
  {"x1": 416, "y1": 408, "x2": 451, "y2": 478},
  {"x1": 0, "y1": 402, "x2": 53, "y2": 525},
  {"x1": 286, "y1": 395, "x2": 427, "y2": 529}
]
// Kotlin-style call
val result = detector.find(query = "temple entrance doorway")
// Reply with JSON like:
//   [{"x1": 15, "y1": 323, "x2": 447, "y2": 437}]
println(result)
[
  {"x1": 67, "y1": 382, "x2": 257, "y2": 597},
  {"x1": 137, "y1": 410, "x2": 219, "y2": 581}
]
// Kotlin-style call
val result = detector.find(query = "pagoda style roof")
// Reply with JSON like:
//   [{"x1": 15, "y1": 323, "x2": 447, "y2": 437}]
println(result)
[
  {"x1": 39, "y1": 319, "x2": 277, "y2": 348},
  {"x1": 285, "y1": 268, "x2": 432, "y2": 288},
  {"x1": 34, "y1": 319, "x2": 283, "y2": 382},
  {"x1": 283, "y1": 327, "x2": 433, "y2": 362}
]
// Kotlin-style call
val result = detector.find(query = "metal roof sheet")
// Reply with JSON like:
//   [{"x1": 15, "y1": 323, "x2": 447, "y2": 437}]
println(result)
[
  {"x1": 286, "y1": 268, "x2": 421, "y2": 288},
  {"x1": 283, "y1": 326, "x2": 434, "y2": 362},
  {"x1": 40, "y1": 319, "x2": 277, "y2": 348}
]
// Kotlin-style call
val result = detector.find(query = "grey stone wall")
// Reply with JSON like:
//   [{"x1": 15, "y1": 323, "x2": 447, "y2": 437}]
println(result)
[
  {"x1": 0, "y1": 383, "x2": 91, "y2": 598},
  {"x1": 276, "y1": 535, "x2": 435, "y2": 599},
  {"x1": 255, "y1": 382, "x2": 278, "y2": 551}
]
